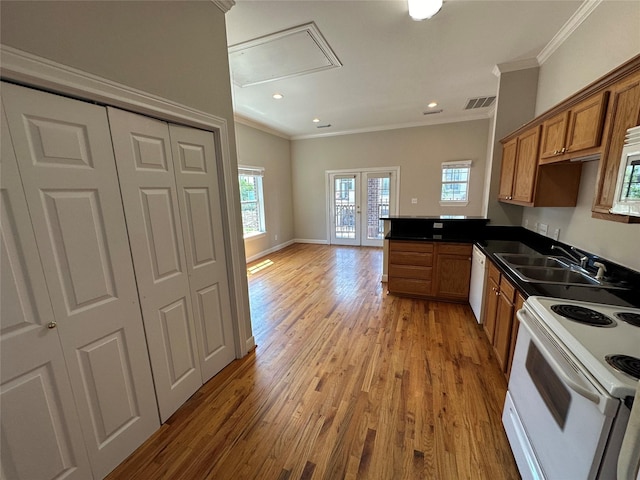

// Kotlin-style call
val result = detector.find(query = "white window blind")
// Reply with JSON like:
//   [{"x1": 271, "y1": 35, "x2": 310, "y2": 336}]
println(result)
[{"x1": 440, "y1": 160, "x2": 471, "y2": 205}]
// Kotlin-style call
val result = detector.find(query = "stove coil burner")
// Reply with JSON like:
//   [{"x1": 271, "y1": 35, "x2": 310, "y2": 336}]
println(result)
[
  {"x1": 615, "y1": 312, "x2": 640, "y2": 328},
  {"x1": 550, "y1": 304, "x2": 615, "y2": 327},
  {"x1": 605, "y1": 354, "x2": 640, "y2": 380}
]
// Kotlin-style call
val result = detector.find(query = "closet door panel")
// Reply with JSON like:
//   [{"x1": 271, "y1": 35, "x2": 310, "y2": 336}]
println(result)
[
  {"x1": 2, "y1": 83, "x2": 159, "y2": 479},
  {"x1": 108, "y1": 107, "x2": 202, "y2": 422},
  {"x1": 1, "y1": 106, "x2": 92, "y2": 480},
  {"x1": 169, "y1": 125, "x2": 236, "y2": 380}
]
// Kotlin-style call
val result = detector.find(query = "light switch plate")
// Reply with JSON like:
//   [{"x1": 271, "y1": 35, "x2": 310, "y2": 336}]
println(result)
[{"x1": 411, "y1": 198, "x2": 418, "y2": 204}]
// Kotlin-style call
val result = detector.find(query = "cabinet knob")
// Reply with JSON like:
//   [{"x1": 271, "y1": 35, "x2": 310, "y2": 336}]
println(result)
[
  {"x1": 553, "y1": 150, "x2": 558, "y2": 155},
  {"x1": 561, "y1": 147, "x2": 566, "y2": 153},
  {"x1": 47, "y1": 321, "x2": 57, "y2": 329}
]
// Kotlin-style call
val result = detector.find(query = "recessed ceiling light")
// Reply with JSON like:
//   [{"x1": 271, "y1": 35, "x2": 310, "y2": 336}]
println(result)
[
  {"x1": 312, "y1": 118, "x2": 320, "y2": 123},
  {"x1": 428, "y1": 102, "x2": 438, "y2": 108},
  {"x1": 273, "y1": 93, "x2": 283, "y2": 99}
]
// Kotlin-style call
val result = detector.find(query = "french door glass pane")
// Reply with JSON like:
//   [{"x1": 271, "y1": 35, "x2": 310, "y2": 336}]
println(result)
[
  {"x1": 366, "y1": 176, "x2": 390, "y2": 240},
  {"x1": 334, "y1": 177, "x2": 356, "y2": 239}
]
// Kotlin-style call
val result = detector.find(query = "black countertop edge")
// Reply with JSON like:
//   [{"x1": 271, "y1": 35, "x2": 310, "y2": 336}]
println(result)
[
  {"x1": 385, "y1": 224, "x2": 640, "y2": 308},
  {"x1": 475, "y1": 240, "x2": 640, "y2": 309},
  {"x1": 382, "y1": 216, "x2": 489, "y2": 221}
]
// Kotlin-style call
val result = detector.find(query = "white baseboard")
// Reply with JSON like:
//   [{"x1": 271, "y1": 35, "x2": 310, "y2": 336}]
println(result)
[
  {"x1": 245, "y1": 239, "x2": 295, "y2": 263},
  {"x1": 294, "y1": 238, "x2": 329, "y2": 245},
  {"x1": 244, "y1": 335, "x2": 256, "y2": 354}
]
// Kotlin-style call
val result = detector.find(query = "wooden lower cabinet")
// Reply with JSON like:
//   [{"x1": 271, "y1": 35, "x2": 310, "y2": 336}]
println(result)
[
  {"x1": 387, "y1": 240, "x2": 471, "y2": 301},
  {"x1": 482, "y1": 259, "x2": 523, "y2": 378}
]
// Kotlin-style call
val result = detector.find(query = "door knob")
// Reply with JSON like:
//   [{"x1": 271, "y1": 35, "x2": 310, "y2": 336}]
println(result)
[{"x1": 47, "y1": 321, "x2": 57, "y2": 329}]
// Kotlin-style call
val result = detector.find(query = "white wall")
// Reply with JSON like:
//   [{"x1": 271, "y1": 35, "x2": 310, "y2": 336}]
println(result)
[
  {"x1": 235, "y1": 122, "x2": 295, "y2": 261},
  {"x1": 0, "y1": 0, "x2": 255, "y2": 348},
  {"x1": 523, "y1": 1, "x2": 640, "y2": 271},
  {"x1": 291, "y1": 120, "x2": 490, "y2": 241}
]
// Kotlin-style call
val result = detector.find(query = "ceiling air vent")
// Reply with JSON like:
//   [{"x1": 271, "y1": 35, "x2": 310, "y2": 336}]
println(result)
[
  {"x1": 423, "y1": 109, "x2": 443, "y2": 115},
  {"x1": 316, "y1": 124, "x2": 332, "y2": 129},
  {"x1": 465, "y1": 96, "x2": 496, "y2": 110}
]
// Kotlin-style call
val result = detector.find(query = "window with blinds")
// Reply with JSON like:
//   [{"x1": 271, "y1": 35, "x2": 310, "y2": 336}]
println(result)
[
  {"x1": 440, "y1": 160, "x2": 471, "y2": 205},
  {"x1": 238, "y1": 166, "x2": 265, "y2": 237}
]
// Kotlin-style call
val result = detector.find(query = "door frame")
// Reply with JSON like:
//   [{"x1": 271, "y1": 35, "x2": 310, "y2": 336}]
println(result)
[
  {"x1": 325, "y1": 166, "x2": 400, "y2": 246},
  {"x1": 0, "y1": 45, "x2": 253, "y2": 357}
]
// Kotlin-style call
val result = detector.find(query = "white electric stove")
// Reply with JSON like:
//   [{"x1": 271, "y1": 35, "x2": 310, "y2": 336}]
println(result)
[
  {"x1": 503, "y1": 295, "x2": 640, "y2": 479},
  {"x1": 526, "y1": 296, "x2": 640, "y2": 399}
]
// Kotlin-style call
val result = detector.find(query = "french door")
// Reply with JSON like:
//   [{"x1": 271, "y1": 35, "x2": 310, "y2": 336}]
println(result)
[{"x1": 328, "y1": 168, "x2": 398, "y2": 247}]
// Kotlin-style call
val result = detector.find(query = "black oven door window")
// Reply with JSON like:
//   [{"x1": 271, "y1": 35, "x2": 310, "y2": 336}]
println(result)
[{"x1": 526, "y1": 342, "x2": 571, "y2": 430}]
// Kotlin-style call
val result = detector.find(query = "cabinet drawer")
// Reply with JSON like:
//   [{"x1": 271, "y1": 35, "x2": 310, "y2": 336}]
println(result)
[
  {"x1": 388, "y1": 277, "x2": 432, "y2": 296},
  {"x1": 389, "y1": 251, "x2": 433, "y2": 267},
  {"x1": 488, "y1": 261, "x2": 501, "y2": 284},
  {"x1": 437, "y1": 243, "x2": 472, "y2": 256},
  {"x1": 389, "y1": 264, "x2": 432, "y2": 280},
  {"x1": 389, "y1": 241, "x2": 434, "y2": 253},
  {"x1": 499, "y1": 276, "x2": 516, "y2": 303}
]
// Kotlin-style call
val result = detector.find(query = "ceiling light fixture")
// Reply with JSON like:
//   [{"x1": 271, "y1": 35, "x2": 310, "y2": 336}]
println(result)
[
  {"x1": 428, "y1": 102, "x2": 438, "y2": 108},
  {"x1": 272, "y1": 93, "x2": 283, "y2": 99},
  {"x1": 312, "y1": 118, "x2": 320, "y2": 123},
  {"x1": 408, "y1": 0, "x2": 443, "y2": 20}
]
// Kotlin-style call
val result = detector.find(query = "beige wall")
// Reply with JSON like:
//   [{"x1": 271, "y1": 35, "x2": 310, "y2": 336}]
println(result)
[
  {"x1": 523, "y1": 1, "x2": 640, "y2": 271},
  {"x1": 291, "y1": 120, "x2": 490, "y2": 241},
  {"x1": 0, "y1": 0, "x2": 254, "y2": 346},
  {"x1": 236, "y1": 122, "x2": 294, "y2": 260}
]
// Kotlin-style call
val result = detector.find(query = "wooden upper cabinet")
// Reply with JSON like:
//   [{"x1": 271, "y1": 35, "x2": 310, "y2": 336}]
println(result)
[
  {"x1": 512, "y1": 127, "x2": 540, "y2": 203},
  {"x1": 592, "y1": 70, "x2": 640, "y2": 221},
  {"x1": 539, "y1": 92, "x2": 608, "y2": 164},
  {"x1": 539, "y1": 111, "x2": 569, "y2": 160},
  {"x1": 498, "y1": 138, "x2": 517, "y2": 200}
]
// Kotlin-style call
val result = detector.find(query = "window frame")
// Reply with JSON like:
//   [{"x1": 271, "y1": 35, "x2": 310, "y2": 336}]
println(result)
[
  {"x1": 238, "y1": 166, "x2": 266, "y2": 239},
  {"x1": 440, "y1": 160, "x2": 471, "y2": 206}
]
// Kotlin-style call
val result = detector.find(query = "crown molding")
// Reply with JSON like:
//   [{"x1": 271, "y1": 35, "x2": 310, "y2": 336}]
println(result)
[
  {"x1": 537, "y1": 0, "x2": 603, "y2": 65},
  {"x1": 234, "y1": 114, "x2": 291, "y2": 140},
  {"x1": 291, "y1": 111, "x2": 492, "y2": 141},
  {"x1": 492, "y1": 58, "x2": 540, "y2": 77},
  {"x1": 212, "y1": 0, "x2": 235, "y2": 13}
]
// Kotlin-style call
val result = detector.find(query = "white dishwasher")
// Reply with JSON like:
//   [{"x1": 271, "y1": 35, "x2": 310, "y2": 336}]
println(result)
[{"x1": 469, "y1": 245, "x2": 487, "y2": 323}]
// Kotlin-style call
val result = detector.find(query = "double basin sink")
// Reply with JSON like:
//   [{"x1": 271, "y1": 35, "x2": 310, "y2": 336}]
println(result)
[{"x1": 495, "y1": 253, "x2": 612, "y2": 288}]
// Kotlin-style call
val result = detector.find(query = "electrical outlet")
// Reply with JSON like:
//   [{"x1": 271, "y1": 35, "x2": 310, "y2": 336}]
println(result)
[
  {"x1": 275, "y1": 234, "x2": 278, "y2": 241},
  {"x1": 411, "y1": 198, "x2": 418, "y2": 204},
  {"x1": 534, "y1": 222, "x2": 539, "y2": 232},
  {"x1": 552, "y1": 228, "x2": 560, "y2": 241},
  {"x1": 524, "y1": 218, "x2": 529, "y2": 229},
  {"x1": 538, "y1": 223, "x2": 548, "y2": 235}
]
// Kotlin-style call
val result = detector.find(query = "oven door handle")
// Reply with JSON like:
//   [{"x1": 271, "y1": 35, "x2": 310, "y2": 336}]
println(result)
[{"x1": 517, "y1": 309, "x2": 602, "y2": 405}]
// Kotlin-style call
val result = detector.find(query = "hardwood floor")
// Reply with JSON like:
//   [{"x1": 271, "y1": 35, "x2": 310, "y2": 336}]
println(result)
[{"x1": 107, "y1": 244, "x2": 520, "y2": 480}]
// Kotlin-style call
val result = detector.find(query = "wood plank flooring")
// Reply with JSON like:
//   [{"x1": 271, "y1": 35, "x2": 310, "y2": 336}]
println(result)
[{"x1": 107, "y1": 244, "x2": 520, "y2": 480}]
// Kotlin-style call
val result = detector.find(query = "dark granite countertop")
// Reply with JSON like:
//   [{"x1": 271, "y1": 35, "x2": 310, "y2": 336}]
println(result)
[{"x1": 384, "y1": 217, "x2": 640, "y2": 308}]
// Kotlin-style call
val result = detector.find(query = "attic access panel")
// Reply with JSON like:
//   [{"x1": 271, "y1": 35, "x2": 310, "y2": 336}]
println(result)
[{"x1": 228, "y1": 22, "x2": 342, "y2": 87}]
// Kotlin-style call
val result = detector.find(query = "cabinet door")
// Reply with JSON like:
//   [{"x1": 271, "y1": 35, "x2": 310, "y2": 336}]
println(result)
[
  {"x1": 168, "y1": 124, "x2": 236, "y2": 382},
  {"x1": 482, "y1": 276, "x2": 499, "y2": 343},
  {"x1": 506, "y1": 294, "x2": 525, "y2": 379},
  {"x1": 1, "y1": 106, "x2": 92, "y2": 480},
  {"x1": 593, "y1": 72, "x2": 640, "y2": 215},
  {"x1": 539, "y1": 111, "x2": 568, "y2": 160},
  {"x1": 494, "y1": 278, "x2": 516, "y2": 373},
  {"x1": 512, "y1": 126, "x2": 541, "y2": 203},
  {"x1": 2, "y1": 82, "x2": 159, "y2": 479},
  {"x1": 108, "y1": 108, "x2": 203, "y2": 423},
  {"x1": 565, "y1": 91, "x2": 608, "y2": 154},
  {"x1": 498, "y1": 138, "x2": 517, "y2": 200},
  {"x1": 433, "y1": 244, "x2": 472, "y2": 301}
]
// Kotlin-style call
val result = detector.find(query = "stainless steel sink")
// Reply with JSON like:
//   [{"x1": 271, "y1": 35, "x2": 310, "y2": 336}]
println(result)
[
  {"x1": 512, "y1": 266, "x2": 601, "y2": 285},
  {"x1": 495, "y1": 253, "x2": 570, "y2": 268},
  {"x1": 494, "y1": 253, "x2": 604, "y2": 287}
]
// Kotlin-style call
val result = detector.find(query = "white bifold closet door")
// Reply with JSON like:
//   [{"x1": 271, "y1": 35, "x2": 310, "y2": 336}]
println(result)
[
  {"x1": 108, "y1": 108, "x2": 235, "y2": 422},
  {"x1": 1, "y1": 83, "x2": 159, "y2": 479},
  {"x1": 1, "y1": 106, "x2": 92, "y2": 480}
]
